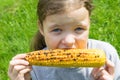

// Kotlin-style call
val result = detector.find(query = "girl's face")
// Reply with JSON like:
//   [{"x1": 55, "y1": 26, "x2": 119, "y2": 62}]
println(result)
[{"x1": 40, "y1": 7, "x2": 90, "y2": 49}]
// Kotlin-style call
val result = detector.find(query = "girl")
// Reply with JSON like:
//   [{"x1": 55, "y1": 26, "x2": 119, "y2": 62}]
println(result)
[{"x1": 8, "y1": 0, "x2": 120, "y2": 80}]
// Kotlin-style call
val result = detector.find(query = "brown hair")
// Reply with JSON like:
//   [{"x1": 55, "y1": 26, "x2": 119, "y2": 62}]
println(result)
[{"x1": 31, "y1": 0, "x2": 93, "y2": 50}]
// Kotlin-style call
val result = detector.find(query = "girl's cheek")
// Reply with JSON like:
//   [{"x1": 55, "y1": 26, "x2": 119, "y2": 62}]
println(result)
[{"x1": 45, "y1": 38, "x2": 60, "y2": 49}]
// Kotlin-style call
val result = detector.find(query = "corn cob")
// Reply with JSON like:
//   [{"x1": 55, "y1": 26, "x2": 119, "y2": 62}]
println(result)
[{"x1": 25, "y1": 49, "x2": 106, "y2": 67}]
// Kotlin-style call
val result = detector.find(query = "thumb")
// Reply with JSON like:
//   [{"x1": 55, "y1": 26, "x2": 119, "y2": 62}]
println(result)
[
  {"x1": 25, "y1": 72, "x2": 31, "y2": 80},
  {"x1": 105, "y1": 59, "x2": 115, "y2": 75}
]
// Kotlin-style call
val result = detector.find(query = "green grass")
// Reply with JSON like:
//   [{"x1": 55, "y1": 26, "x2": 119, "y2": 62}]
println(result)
[
  {"x1": 0, "y1": 0, "x2": 120, "y2": 80},
  {"x1": 90, "y1": 0, "x2": 120, "y2": 54},
  {"x1": 0, "y1": 0, "x2": 38, "y2": 80}
]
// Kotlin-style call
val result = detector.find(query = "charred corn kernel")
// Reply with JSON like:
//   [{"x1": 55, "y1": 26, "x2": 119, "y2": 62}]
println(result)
[{"x1": 25, "y1": 49, "x2": 106, "y2": 67}]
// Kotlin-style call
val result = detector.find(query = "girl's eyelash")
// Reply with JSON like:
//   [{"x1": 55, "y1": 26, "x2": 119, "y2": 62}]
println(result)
[
  {"x1": 52, "y1": 28, "x2": 62, "y2": 32},
  {"x1": 75, "y1": 27, "x2": 84, "y2": 31}
]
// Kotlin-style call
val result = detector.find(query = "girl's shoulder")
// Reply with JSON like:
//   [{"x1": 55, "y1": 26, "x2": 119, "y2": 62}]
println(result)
[
  {"x1": 88, "y1": 39, "x2": 119, "y2": 64},
  {"x1": 88, "y1": 39, "x2": 116, "y2": 51}
]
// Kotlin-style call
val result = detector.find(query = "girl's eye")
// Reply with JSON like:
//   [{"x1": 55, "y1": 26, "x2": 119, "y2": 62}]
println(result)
[
  {"x1": 75, "y1": 27, "x2": 84, "y2": 33},
  {"x1": 52, "y1": 28, "x2": 62, "y2": 33},
  {"x1": 75, "y1": 27, "x2": 83, "y2": 31}
]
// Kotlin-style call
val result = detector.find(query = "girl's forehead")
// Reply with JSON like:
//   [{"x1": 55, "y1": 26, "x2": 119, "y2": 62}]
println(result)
[
  {"x1": 45, "y1": 0, "x2": 84, "y2": 16},
  {"x1": 62, "y1": 0, "x2": 84, "y2": 13},
  {"x1": 43, "y1": 7, "x2": 89, "y2": 26}
]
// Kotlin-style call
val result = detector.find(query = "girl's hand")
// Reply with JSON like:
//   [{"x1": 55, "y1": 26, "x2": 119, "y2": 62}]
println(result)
[
  {"x1": 91, "y1": 59, "x2": 114, "y2": 80},
  {"x1": 8, "y1": 54, "x2": 32, "y2": 80}
]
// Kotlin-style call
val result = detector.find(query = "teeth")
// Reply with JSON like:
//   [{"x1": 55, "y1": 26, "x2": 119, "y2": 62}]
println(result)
[{"x1": 25, "y1": 49, "x2": 106, "y2": 67}]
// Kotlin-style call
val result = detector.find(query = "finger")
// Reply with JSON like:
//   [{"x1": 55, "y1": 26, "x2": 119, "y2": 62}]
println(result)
[
  {"x1": 91, "y1": 67, "x2": 99, "y2": 75},
  {"x1": 95, "y1": 68, "x2": 113, "y2": 80},
  {"x1": 8, "y1": 62, "x2": 14, "y2": 75},
  {"x1": 91, "y1": 68, "x2": 99, "y2": 78},
  {"x1": 25, "y1": 72, "x2": 31, "y2": 80},
  {"x1": 8, "y1": 54, "x2": 27, "y2": 73},
  {"x1": 12, "y1": 54, "x2": 27, "y2": 60},
  {"x1": 95, "y1": 69, "x2": 109, "y2": 80},
  {"x1": 16, "y1": 68, "x2": 31, "y2": 79},
  {"x1": 19, "y1": 68, "x2": 31, "y2": 75},
  {"x1": 12, "y1": 65, "x2": 32, "y2": 77},
  {"x1": 91, "y1": 67, "x2": 104, "y2": 78},
  {"x1": 8, "y1": 59, "x2": 29, "y2": 74},
  {"x1": 105, "y1": 59, "x2": 115, "y2": 75},
  {"x1": 98, "y1": 75, "x2": 113, "y2": 80},
  {"x1": 10, "y1": 59, "x2": 29, "y2": 66}
]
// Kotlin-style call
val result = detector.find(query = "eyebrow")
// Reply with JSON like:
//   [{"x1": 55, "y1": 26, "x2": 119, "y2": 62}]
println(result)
[
  {"x1": 52, "y1": 24, "x2": 61, "y2": 27},
  {"x1": 49, "y1": 24, "x2": 62, "y2": 29},
  {"x1": 49, "y1": 21, "x2": 88, "y2": 29}
]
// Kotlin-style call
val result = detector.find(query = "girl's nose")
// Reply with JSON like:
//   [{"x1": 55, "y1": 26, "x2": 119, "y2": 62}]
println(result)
[{"x1": 62, "y1": 35, "x2": 75, "y2": 47}]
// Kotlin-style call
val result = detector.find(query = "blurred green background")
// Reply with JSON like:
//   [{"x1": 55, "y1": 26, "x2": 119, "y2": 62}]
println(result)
[{"x1": 0, "y1": 0, "x2": 120, "y2": 80}]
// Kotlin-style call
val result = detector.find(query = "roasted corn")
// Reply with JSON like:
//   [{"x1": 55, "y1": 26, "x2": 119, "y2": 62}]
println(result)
[{"x1": 25, "y1": 49, "x2": 106, "y2": 67}]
